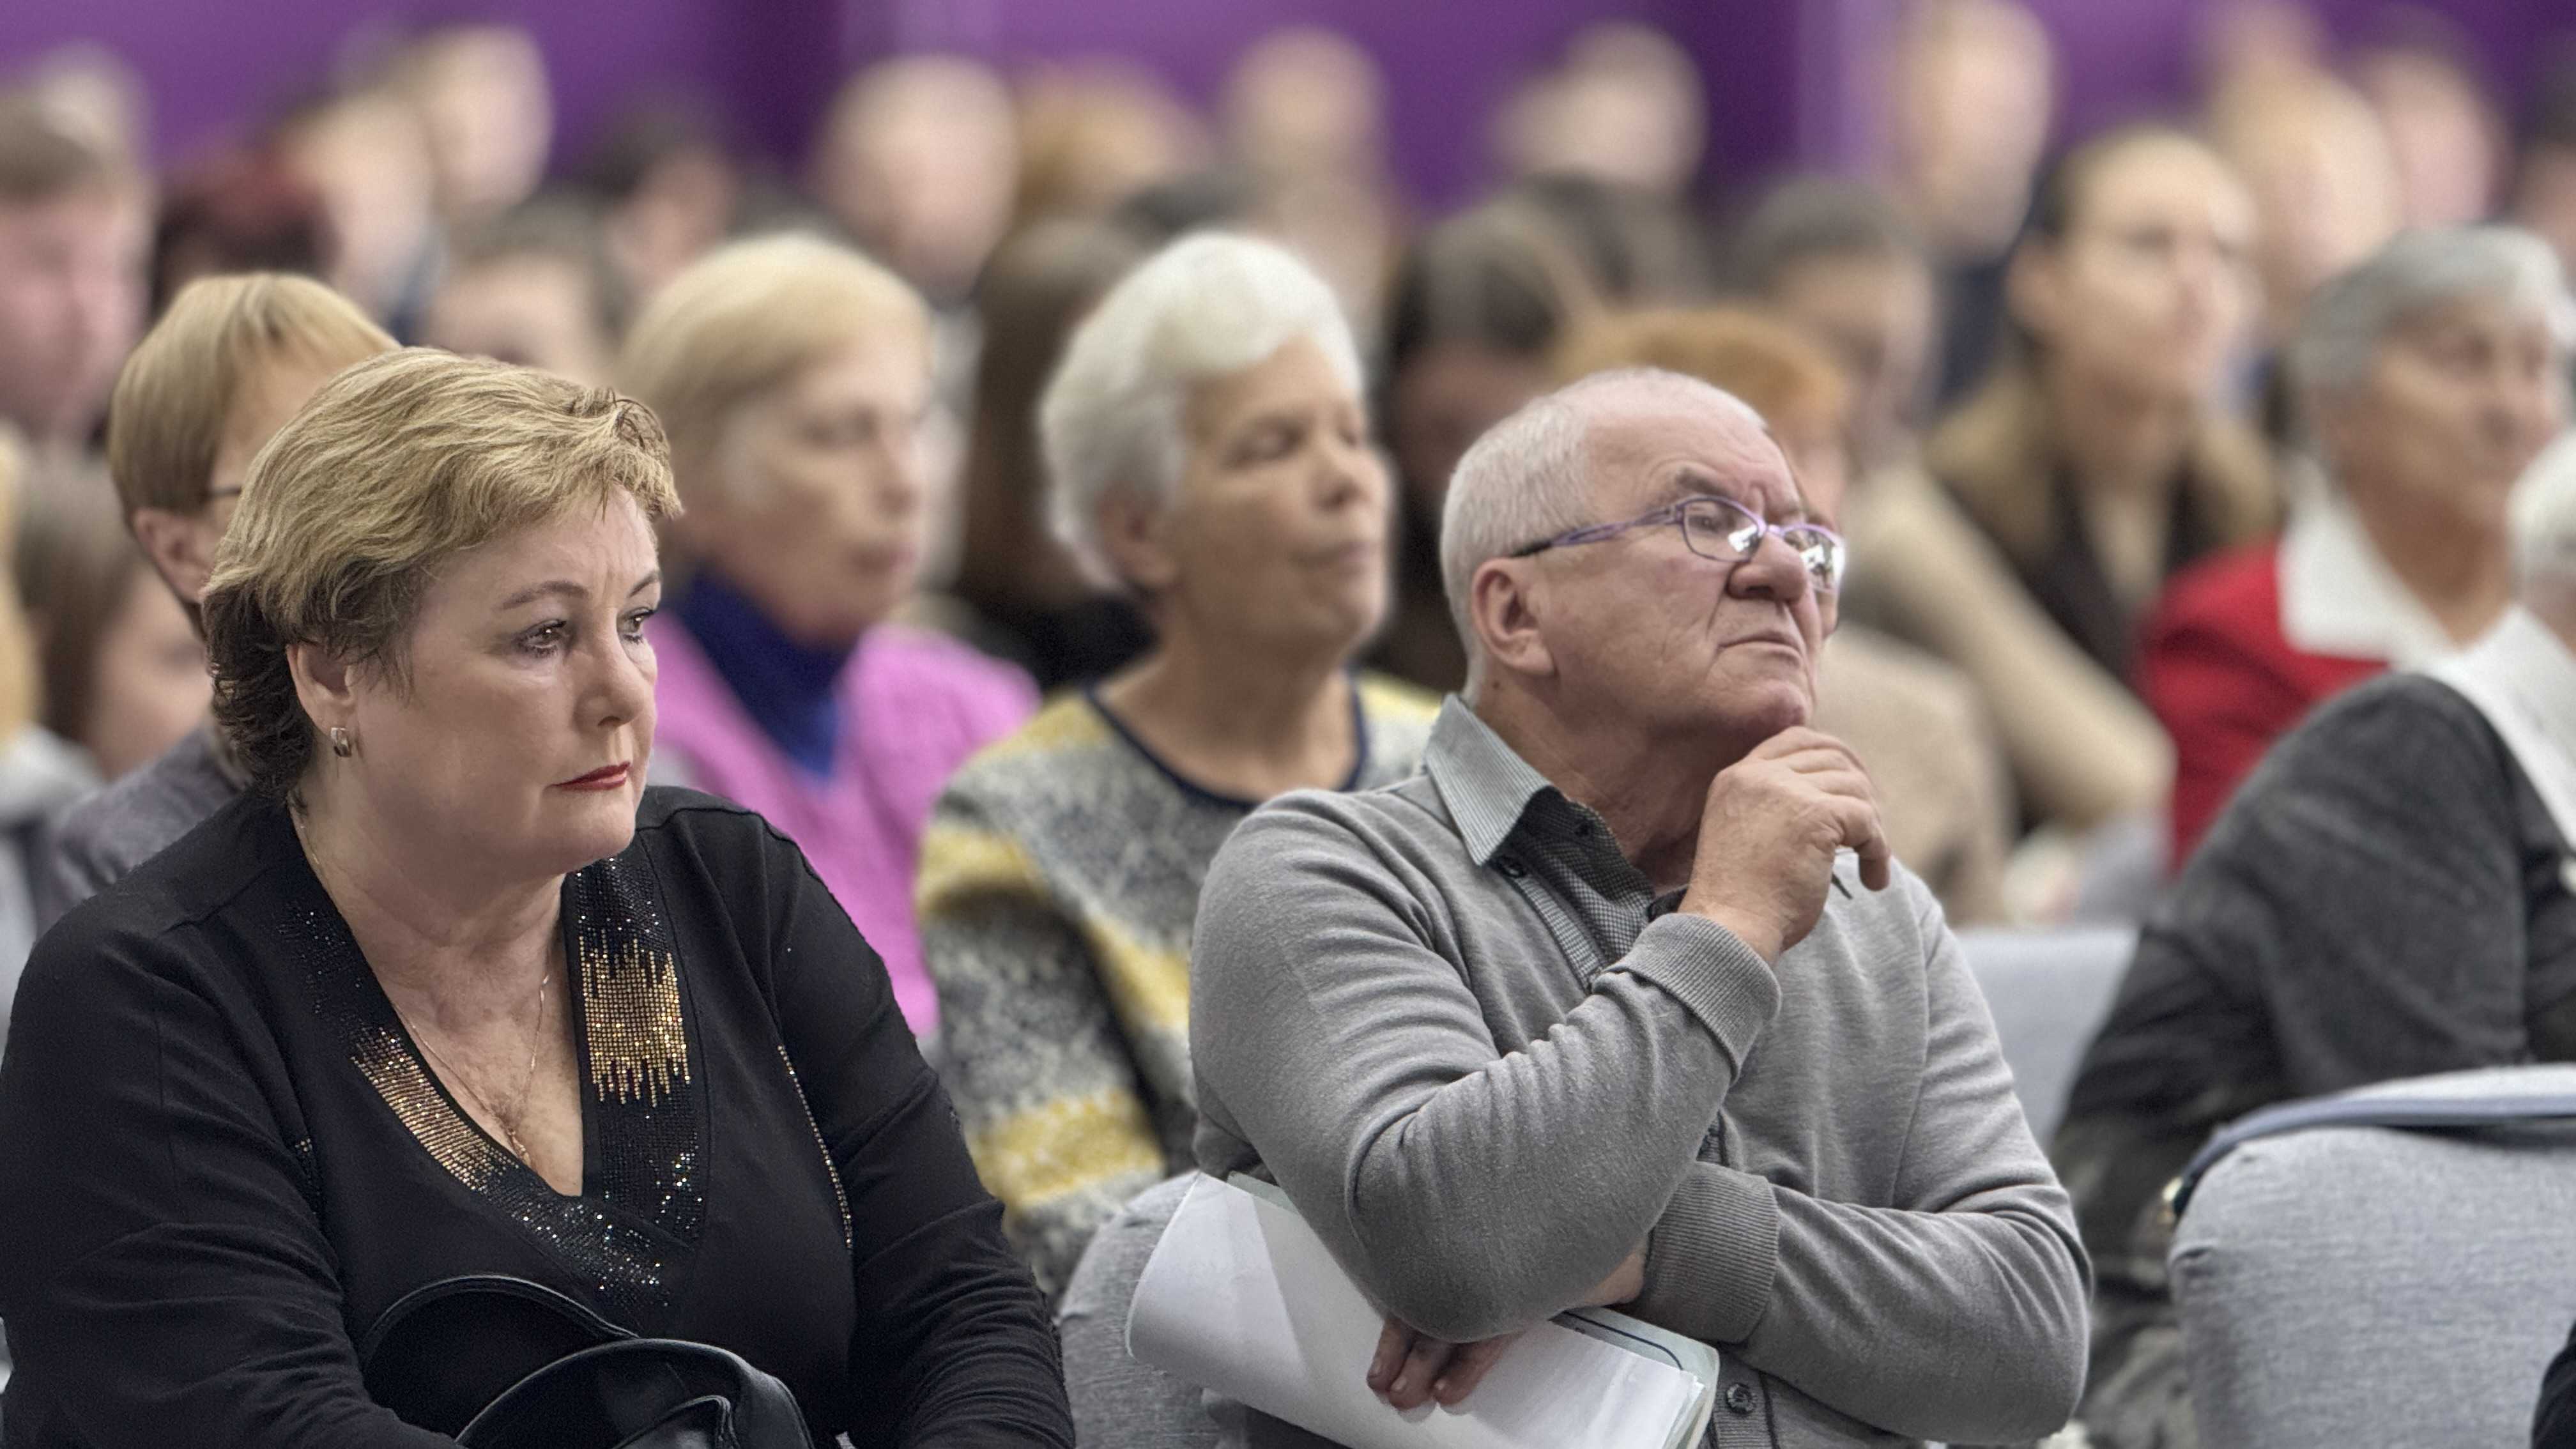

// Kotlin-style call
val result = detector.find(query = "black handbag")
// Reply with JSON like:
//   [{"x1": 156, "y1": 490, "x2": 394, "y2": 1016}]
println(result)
[{"x1": 356, "y1": 1275, "x2": 815, "y2": 1448}]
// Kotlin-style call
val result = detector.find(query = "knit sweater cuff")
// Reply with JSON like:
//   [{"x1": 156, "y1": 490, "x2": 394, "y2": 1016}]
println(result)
[
  {"x1": 1632, "y1": 1163, "x2": 1781, "y2": 1345},
  {"x1": 1620, "y1": 913, "x2": 1781, "y2": 1071}
]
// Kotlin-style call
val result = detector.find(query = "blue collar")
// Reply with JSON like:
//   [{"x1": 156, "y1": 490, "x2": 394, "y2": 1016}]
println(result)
[{"x1": 673, "y1": 574, "x2": 854, "y2": 778}]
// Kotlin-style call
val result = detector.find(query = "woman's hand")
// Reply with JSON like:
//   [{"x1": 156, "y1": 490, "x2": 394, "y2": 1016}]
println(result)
[{"x1": 1363, "y1": 1246, "x2": 1647, "y2": 1410}]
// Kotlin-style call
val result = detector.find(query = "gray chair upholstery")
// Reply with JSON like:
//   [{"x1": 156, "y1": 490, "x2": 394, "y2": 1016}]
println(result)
[
  {"x1": 2169, "y1": 1064, "x2": 2576, "y2": 1449},
  {"x1": 1057, "y1": 1173, "x2": 1215, "y2": 1448},
  {"x1": 1954, "y1": 926, "x2": 2134, "y2": 1144}
]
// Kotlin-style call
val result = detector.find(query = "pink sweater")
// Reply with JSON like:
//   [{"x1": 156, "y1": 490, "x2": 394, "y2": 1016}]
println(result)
[{"x1": 648, "y1": 618, "x2": 1036, "y2": 1038}]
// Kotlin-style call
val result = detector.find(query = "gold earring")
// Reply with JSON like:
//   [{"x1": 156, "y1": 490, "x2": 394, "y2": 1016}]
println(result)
[{"x1": 328, "y1": 726, "x2": 354, "y2": 759}]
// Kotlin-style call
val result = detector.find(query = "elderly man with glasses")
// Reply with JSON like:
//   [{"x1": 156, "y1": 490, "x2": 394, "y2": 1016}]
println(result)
[{"x1": 1188, "y1": 367, "x2": 2088, "y2": 1448}]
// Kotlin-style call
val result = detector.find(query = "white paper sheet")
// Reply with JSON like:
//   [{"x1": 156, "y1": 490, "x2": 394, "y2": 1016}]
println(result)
[{"x1": 1127, "y1": 1175, "x2": 1708, "y2": 1449}]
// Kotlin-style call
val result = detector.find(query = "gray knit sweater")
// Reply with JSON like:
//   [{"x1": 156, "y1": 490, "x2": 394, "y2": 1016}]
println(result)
[{"x1": 1190, "y1": 700, "x2": 2089, "y2": 1448}]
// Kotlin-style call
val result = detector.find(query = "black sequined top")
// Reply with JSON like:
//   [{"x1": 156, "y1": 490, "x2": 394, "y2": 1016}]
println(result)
[{"x1": 0, "y1": 787, "x2": 1071, "y2": 1448}]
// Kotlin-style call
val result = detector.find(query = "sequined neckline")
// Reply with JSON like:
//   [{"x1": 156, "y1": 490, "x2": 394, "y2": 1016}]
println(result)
[{"x1": 279, "y1": 816, "x2": 710, "y2": 1327}]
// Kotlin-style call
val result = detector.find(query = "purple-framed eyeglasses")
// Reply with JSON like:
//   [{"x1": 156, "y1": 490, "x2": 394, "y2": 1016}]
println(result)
[{"x1": 1509, "y1": 493, "x2": 1846, "y2": 594}]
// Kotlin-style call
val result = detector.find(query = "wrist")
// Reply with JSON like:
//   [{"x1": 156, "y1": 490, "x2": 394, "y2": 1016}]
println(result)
[{"x1": 1679, "y1": 898, "x2": 1783, "y2": 964}]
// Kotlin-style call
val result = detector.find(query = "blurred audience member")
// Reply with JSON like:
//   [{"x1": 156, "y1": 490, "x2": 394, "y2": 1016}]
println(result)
[
  {"x1": 274, "y1": 86, "x2": 440, "y2": 332},
  {"x1": 2207, "y1": 66, "x2": 2404, "y2": 356},
  {"x1": 1930, "y1": 125, "x2": 2273, "y2": 693},
  {"x1": 811, "y1": 56, "x2": 1018, "y2": 308},
  {"x1": 36, "y1": 273, "x2": 392, "y2": 926},
  {"x1": 2148, "y1": 227, "x2": 2569, "y2": 866},
  {"x1": 581, "y1": 100, "x2": 744, "y2": 303},
  {"x1": 1559, "y1": 306, "x2": 2013, "y2": 922},
  {"x1": 620, "y1": 233, "x2": 1034, "y2": 1042},
  {"x1": 0, "y1": 436, "x2": 96, "y2": 1011},
  {"x1": 392, "y1": 23, "x2": 554, "y2": 234},
  {"x1": 1515, "y1": 172, "x2": 1715, "y2": 306},
  {"x1": 2512, "y1": 54, "x2": 2576, "y2": 282},
  {"x1": 1881, "y1": 0, "x2": 2058, "y2": 401},
  {"x1": 13, "y1": 459, "x2": 201, "y2": 784},
  {"x1": 2352, "y1": 24, "x2": 2508, "y2": 230},
  {"x1": 1730, "y1": 176, "x2": 1940, "y2": 471},
  {"x1": 1742, "y1": 175, "x2": 2172, "y2": 881},
  {"x1": 148, "y1": 148, "x2": 330, "y2": 316},
  {"x1": 1495, "y1": 22, "x2": 1707, "y2": 201},
  {"x1": 918, "y1": 234, "x2": 1434, "y2": 1296},
  {"x1": 1014, "y1": 62, "x2": 1213, "y2": 226},
  {"x1": 2055, "y1": 425, "x2": 2576, "y2": 1449},
  {"x1": 421, "y1": 193, "x2": 625, "y2": 387},
  {"x1": 0, "y1": 90, "x2": 146, "y2": 457},
  {"x1": 1224, "y1": 27, "x2": 1406, "y2": 335},
  {"x1": 951, "y1": 218, "x2": 1151, "y2": 691},
  {"x1": 1374, "y1": 198, "x2": 1598, "y2": 693},
  {"x1": 15, "y1": 45, "x2": 149, "y2": 176}
]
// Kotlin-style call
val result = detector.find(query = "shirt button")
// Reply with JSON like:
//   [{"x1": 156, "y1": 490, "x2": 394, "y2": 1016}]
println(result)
[
  {"x1": 1496, "y1": 859, "x2": 1528, "y2": 878},
  {"x1": 1724, "y1": 1382, "x2": 1758, "y2": 1415}
]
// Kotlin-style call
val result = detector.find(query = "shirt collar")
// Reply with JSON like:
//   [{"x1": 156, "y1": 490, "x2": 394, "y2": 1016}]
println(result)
[
  {"x1": 1423, "y1": 696, "x2": 1565, "y2": 866},
  {"x1": 2278, "y1": 472, "x2": 2458, "y2": 666},
  {"x1": 2466, "y1": 608, "x2": 2576, "y2": 760}
]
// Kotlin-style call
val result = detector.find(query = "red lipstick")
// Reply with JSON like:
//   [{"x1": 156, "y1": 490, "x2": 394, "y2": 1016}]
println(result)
[{"x1": 555, "y1": 763, "x2": 630, "y2": 791}]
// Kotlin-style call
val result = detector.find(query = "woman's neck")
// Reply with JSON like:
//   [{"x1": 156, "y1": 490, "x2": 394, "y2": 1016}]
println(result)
[
  {"x1": 2350, "y1": 490, "x2": 2517, "y2": 645},
  {"x1": 295, "y1": 786, "x2": 562, "y2": 1029},
  {"x1": 1098, "y1": 621, "x2": 1357, "y2": 802},
  {"x1": 2043, "y1": 360, "x2": 2200, "y2": 501}
]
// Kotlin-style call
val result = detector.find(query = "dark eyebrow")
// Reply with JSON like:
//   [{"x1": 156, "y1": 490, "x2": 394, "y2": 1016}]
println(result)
[{"x1": 498, "y1": 571, "x2": 661, "y2": 611}]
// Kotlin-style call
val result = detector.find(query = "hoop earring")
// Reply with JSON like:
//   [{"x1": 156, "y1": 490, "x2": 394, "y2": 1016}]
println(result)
[{"x1": 328, "y1": 726, "x2": 354, "y2": 759}]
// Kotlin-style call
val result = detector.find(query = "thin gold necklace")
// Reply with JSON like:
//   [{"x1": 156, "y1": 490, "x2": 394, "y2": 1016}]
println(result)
[{"x1": 402, "y1": 971, "x2": 552, "y2": 1164}]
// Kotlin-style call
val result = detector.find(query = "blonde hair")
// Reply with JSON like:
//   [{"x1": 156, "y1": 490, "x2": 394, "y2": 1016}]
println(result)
[
  {"x1": 201, "y1": 349, "x2": 680, "y2": 799},
  {"x1": 617, "y1": 231, "x2": 929, "y2": 494},
  {"x1": 105, "y1": 273, "x2": 395, "y2": 518},
  {"x1": 0, "y1": 431, "x2": 42, "y2": 739}
]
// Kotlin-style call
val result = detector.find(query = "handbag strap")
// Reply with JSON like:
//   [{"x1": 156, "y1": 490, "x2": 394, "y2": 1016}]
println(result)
[{"x1": 2168, "y1": 1091, "x2": 2576, "y2": 1220}]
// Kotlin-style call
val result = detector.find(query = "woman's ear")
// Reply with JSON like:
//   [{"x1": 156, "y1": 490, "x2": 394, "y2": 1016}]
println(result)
[
  {"x1": 1096, "y1": 488, "x2": 1180, "y2": 594},
  {"x1": 1469, "y1": 557, "x2": 1556, "y2": 685},
  {"x1": 286, "y1": 641, "x2": 358, "y2": 738}
]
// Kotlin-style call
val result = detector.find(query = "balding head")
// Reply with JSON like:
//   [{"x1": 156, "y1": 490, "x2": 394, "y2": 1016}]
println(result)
[{"x1": 1440, "y1": 367, "x2": 1771, "y2": 690}]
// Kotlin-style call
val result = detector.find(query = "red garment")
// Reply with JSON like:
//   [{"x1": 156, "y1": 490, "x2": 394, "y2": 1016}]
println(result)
[{"x1": 2142, "y1": 540, "x2": 2386, "y2": 867}]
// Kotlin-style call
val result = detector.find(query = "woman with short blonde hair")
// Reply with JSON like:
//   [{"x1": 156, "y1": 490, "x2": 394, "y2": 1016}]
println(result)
[
  {"x1": 618, "y1": 233, "x2": 1034, "y2": 1042},
  {"x1": 0, "y1": 348, "x2": 1071, "y2": 1445}
]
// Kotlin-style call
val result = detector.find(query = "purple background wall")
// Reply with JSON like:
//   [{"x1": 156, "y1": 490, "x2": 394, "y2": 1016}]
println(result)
[{"x1": 2, "y1": 0, "x2": 2572, "y2": 208}]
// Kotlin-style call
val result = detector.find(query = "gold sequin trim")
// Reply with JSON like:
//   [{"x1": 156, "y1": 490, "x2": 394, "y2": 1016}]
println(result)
[
  {"x1": 351, "y1": 1023, "x2": 506, "y2": 1192},
  {"x1": 581, "y1": 937, "x2": 691, "y2": 1107}
]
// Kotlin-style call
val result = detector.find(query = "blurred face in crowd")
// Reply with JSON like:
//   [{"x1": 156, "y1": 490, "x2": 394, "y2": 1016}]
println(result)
[
  {"x1": 406, "y1": 26, "x2": 553, "y2": 227},
  {"x1": 2012, "y1": 134, "x2": 2257, "y2": 404},
  {"x1": 422, "y1": 254, "x2": 614, "y2": 387},
  {"x1": 1499, "y1": 388, "x2": 1827, "y2": 751},
  {"x1": 85, "y1": 566, "x2": 210, "y2": 781},
  {"x1": 2517, "y1": 144, "x2": 2576, "y2": 283},
  {"x1": 1108, "y1": 335, "x2": 1388, "y2": 658},
  {"x1": 2317, "y1": 294, "x2": 2568, "y2": 543},
  {"x1": 2354, "y1": 48, "x2": 2501, "y2": 230},
  {"x1": 1763, "y1": 251, "x2": 1938, "y2": 467},
  {"x1": 0, "y1": 181, "x2": 144, "y2": 445},
  {"x1": 2213, "y1": 77, "x2": 2402, "y2": 344},
  {"x1": 684, "y1": 335, "x2": 930, "y2": 648},
  {"x1": 284, "y1": 93, "x2": 437, "y2": 320},
  {"x1": 813, "y1": 58, "x2": 1017, "y2": 305},
  {"x1": 1388, "y1": 343, "x2": 1551, "y2": 523},
  {"x1": 1889, "y1": 0, "x2": 2057, "y2": 258},
  {"x1": 311, "y1": 495, "x2": 657, "y2": 882}
]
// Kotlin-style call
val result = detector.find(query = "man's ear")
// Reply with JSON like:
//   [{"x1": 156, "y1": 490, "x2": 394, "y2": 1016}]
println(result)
[
  {"x1": 129, "y1": 506, "x2": 224, "y2": 605},
  {"x1": 1469, "y1": 557, "x2": 1556, "y2": 684},
  {"x1": 1095, "y1": 489, "x2": 1179, "y2": 594}
]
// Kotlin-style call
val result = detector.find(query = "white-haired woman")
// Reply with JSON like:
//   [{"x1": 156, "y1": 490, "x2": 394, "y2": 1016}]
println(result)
[
  {"x1": 2143, "y1": 226, "x2": 2570, "y2": 862},
  {"x1": 2057, "y1": 402, "x2": 2576, "y2": 1449},
  {"x1": 916, "y1": 234, "x2": 1436, "y2": 1301}
]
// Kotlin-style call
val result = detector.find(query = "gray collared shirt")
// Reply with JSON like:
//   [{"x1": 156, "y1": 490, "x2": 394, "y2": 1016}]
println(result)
[{"x1": 1191, "y1": 698, "x2": 2087, "y2": 1448}]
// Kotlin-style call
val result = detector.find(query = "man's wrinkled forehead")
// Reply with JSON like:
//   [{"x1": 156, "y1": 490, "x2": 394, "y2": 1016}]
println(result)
[{"x1": 1579, "y1": 387, "x2": 1803, "y2": 516}]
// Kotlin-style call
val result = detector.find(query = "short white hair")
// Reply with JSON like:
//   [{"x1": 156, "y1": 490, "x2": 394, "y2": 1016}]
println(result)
[
  {"x1": 2515, "y1": 429, "x2": 2576, "y2": 592},
  {"x1": 2293, "y1": 226, "x2": 2573, "y2": 404},
  {"x1": 1039, "y1": 231, "x2": 1363, "y2": 585},
  {"x1": 1440, "y1": 367, "x2": 1761, "y2": 693}
]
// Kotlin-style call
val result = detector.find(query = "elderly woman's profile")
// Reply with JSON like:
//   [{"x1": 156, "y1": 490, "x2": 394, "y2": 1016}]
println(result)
[{"x1": 0, "y1": 349, "x2": 1073, "y2": 1446}]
